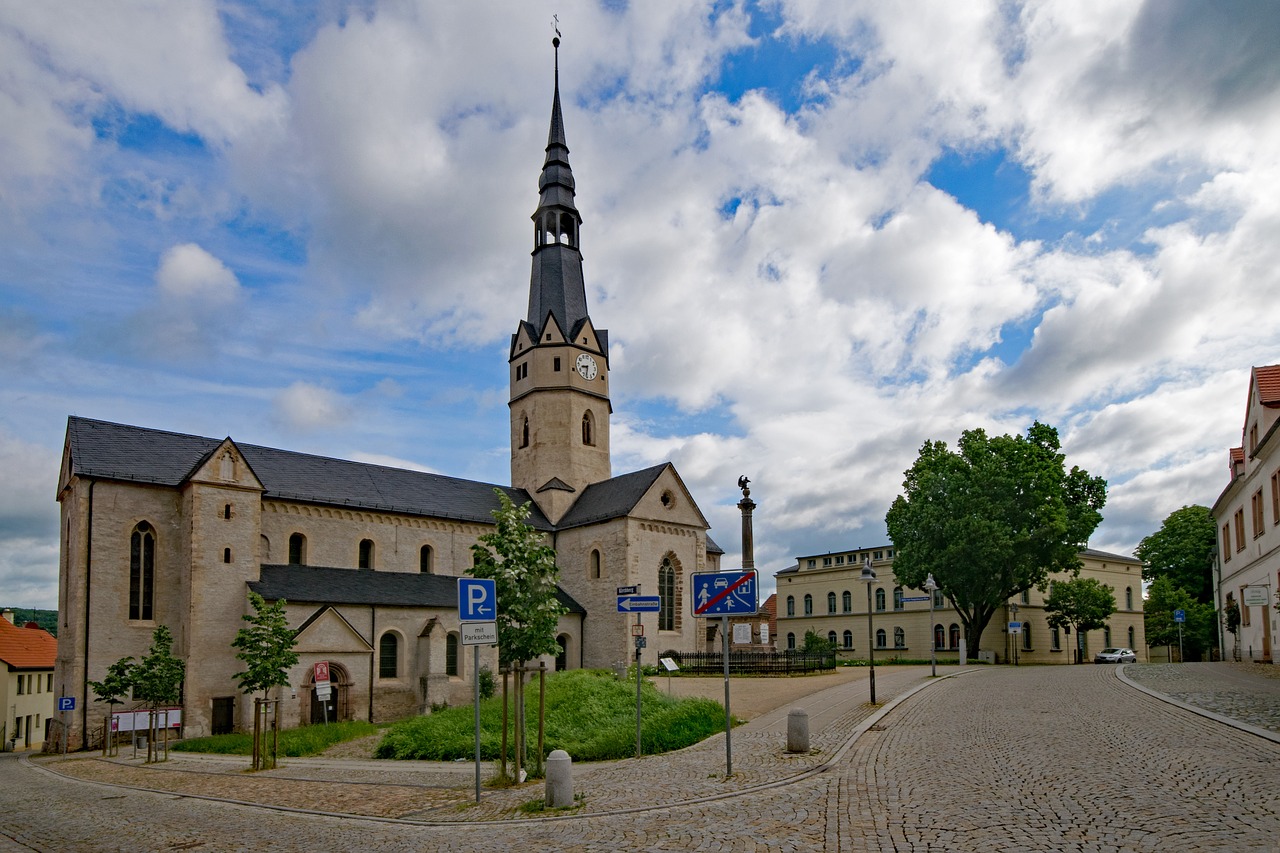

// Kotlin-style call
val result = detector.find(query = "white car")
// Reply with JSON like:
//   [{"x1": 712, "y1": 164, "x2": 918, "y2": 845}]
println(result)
[{"x1": 1094, "y1": 647, "x2": 1137, "y2": 663}]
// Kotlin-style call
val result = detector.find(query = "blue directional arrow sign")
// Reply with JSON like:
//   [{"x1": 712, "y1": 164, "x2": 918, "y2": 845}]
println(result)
[
  {"x1": 617, "y1": 595, "x2": 661, "y2": 613},
  {"x1": 692, "y1": 571, "x2": 758, "y2": 616},
  {"x1": 458, "y1": 577, "x2": 497, "y2": 621}
]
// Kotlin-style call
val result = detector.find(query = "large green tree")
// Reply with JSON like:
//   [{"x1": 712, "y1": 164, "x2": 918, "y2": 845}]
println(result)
[
  {"x1": 1044, "y1": 577, "x2": 1117, "y2": 663},
  {"x1": 1134, "y1": 505, "x2": 1216, "y2": 603},
  {"x1": 885, "y1": 421, "x2": 1107, "y2": 656},
  {"x1": 1145, "y1": 576, "x2": 1216, "y2": 661}
]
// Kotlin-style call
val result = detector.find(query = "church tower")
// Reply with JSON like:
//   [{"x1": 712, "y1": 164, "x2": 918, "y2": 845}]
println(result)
[{"x1": 510, "y1": 36, "x2": 611, "y2": 523}]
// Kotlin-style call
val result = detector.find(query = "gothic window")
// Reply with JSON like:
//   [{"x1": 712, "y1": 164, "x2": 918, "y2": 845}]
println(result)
[
  {"x1": 842, "y1": 630, "x2": 853, "y2": 649},
  {"x1": 590, "y1": 549, "x2": 602, "y2": 579},
  {"x1": 129, "y1": 522, "x2": 155, "y2": 621},
  {"x1": 420, "y1": 545, "x2": 433, "y2": 574},
  {"x1": 875, "y1": 628, "x2": 887, "y2": 648},
  {"x1": 359, "y1": 539, "x2": 374, "y2": 569},
  {"x1": 446, "y1": 633, "x2": 459, "y2": 677},
  {"x1": 521, "y1": 417, "x2": 530, "y2": 449},
  {"x1": 827, "y1": 592, "x2": 837, "y2": 614},
  {"x1": 659, "y1": 557, "x2": 676, "y2": 631},
  {"x1": 582, "y1": 410, "x2": 595, "y2": 446},
  {"x1": 803, "y1": 594, "x2": 813, "y2": 616},
  {"x1": 875, "y1": 588, "x2": 886, "y2": 612},
  {"x1": 379, "y1": 633, "x2": 399, "y2": 678},
  {"x1": 786, "y1": 595, "x2": 795, "y2": 617},
  {"x1": 223, "y1": 548, "x2": 232, "y2": 564},
  {"x1": 893, "y1": 627, "x2": 905, "y2": 648},
  {"x1": 842, "y1": 590, "x2": 852, "y2": 613},
  {"x1": 288, "y1": 533, "x2": 306, "y2": 566}
]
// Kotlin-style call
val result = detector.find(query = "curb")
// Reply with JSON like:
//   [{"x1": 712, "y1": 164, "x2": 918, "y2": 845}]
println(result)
[{"x1": 1114, "y1": 665, "x2": 1280, "y2": 745}]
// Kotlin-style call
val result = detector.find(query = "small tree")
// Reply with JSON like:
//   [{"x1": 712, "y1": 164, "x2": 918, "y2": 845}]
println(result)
[
  {"x1": 470, "y1": 489, "x2": 566, "y2": 779},
  {"x1": 800, "y1": 629, "x2": 836, "y2": 656},
  {"x1": 1044, "y1": 578, "x2": 1117, "y2": 663},
  {"x1": 232, "y1": 591, "x2": 299, "y2": 770},
  {"x1": 1145, "y1": 577, "x2": 1215, "y2": 661},
  {"x1": 1223, "y1": 597, "x2": 1241, "y2": 662},
  {"x1": 88, "y1": 657, "x2": 135, "y2": 755},
  {"x1": 131, "y1": 626, "x2": 185, "y2": 762}
]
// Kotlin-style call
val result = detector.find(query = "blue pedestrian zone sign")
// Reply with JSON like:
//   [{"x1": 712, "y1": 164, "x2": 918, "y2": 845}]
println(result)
[
  {"x1": 458, "y1": 577, "x2": 497, "y2": 622},
  {"x1": 1173, "y1": 609, "x2": 1186, "y2": 623},
  {"x1": 692, "y1": 571, "x2": 758, "y2": 616}
]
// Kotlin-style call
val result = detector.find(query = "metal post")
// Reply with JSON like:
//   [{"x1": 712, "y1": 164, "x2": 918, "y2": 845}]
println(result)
[
  {"x1": 1011, "y1": 602, "x2": 1019, "y2": 667},
  {"x1": 473, "y1": 644, "x2": 481, "y2": 802},
  {"x1": 1178, "y1": 622, "x2": 1184, "y2": 664},
  {"x1": 635, "y1": 616, "x2": 643, "y2": 759},
  {"x1": 926, "y1": 574, "x2": 937, "y2": 677},
  {"x1": 722, "y1": 614, "x2": 732, "y2": 777},
  {"x1": 863, "y1": 558, "x2": 877, "y2": 705}
]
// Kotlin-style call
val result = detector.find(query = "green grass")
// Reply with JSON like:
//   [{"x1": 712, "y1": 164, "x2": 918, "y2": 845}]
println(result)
[
  {"x1": 172, "y1": 720, "x2": 378, "y2": 757},
  {"x1": 374, "y1": 669, "x2": 727, "y2": 762}
]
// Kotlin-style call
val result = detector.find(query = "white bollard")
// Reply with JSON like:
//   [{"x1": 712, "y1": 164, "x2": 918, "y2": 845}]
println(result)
[
  {"x1": 786, "y1": 707, "x2": 810, "y2": 753},
  {"x1": 545, "y1": 749, "x2": 573, "y2": 808}
]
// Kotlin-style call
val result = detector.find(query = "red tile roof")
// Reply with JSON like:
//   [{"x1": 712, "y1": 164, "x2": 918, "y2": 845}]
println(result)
[
  {"x1": 1255, "y1": 365, "x2": 1280, "y2": 406},
  {"x1": 0, "y1": 618, "x2": 56, "y2": 669}
]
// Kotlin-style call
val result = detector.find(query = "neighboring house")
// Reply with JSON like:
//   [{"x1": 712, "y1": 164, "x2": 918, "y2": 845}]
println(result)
[
  {"x1": 1212, "y1": 364, "x2": 1280, "y2": 663},
  {"x1": 1, "y1": 609, "x2": 57, "y2": 751},
  {"x1": 775, "y1": 546, "x2": 1145, "y2": 664},
  {"x1": 54, "y1": 46, "x2": 721, "y2": 750}
]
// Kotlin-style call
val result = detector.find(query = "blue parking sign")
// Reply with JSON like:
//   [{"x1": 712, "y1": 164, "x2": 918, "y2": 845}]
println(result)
[
  {"x1": 58, "y1": 697, "x2": 75, "y2": 712},
  {"x1": 458, "y1": 577, "x2": 497, "y2": 621}
]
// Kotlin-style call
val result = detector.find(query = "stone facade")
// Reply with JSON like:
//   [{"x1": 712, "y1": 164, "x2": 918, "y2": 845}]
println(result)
[{"x1": 775, "y1": 546, "x2": 1146, "y2": 664}]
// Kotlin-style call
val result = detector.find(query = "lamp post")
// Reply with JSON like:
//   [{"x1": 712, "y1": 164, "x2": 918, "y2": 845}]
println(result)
[
  {"x1": 861, "y1": 557, "x2": 877, "y2": 705},
  {"x1": 924, "y1": 573, "x2": 938, "y2": 677}
]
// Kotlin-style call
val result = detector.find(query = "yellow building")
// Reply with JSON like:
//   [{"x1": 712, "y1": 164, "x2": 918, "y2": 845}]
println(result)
[
  {"x1": 774, "y1": 546, "x2": 1145, "y2": 664},
  {"x1": 1, "y1": 609, "x2": 57, "y2": 751}
]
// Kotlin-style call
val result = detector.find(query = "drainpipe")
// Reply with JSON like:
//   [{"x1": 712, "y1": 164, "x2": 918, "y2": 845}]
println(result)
[
  {"x1": 369, "y1": 605, "x2": 375, "y2": 723},
  {"x1": 81, "y1": 479, "x2": 96, "y2": 748}
]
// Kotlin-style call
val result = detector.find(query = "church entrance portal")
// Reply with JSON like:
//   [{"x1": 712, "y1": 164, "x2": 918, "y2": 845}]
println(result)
[{"x1": 307, "y1": 662, "x2": 352, "y2": 724}]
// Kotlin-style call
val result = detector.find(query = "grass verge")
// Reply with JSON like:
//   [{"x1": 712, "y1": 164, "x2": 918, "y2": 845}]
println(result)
[{"x1": 171, "y1": 720, "x2": 379, "y2": 757}]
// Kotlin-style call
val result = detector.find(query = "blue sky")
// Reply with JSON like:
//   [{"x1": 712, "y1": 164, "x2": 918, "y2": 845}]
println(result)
[{"x1": 3, "y1": 0, "x2": 1279, "y2": 608}]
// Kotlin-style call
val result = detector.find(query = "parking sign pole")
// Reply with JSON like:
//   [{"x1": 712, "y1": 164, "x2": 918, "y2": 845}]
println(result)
[{"x1": 723, "y1": 614, "x2": 732, "y2": 777}]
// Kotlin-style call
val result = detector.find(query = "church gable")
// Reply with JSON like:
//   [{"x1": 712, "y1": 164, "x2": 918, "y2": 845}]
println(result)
[
  {"x1": 633, "y1": 465, "x2": 710, "y2": 530},
  {"x1": 568, "y1": 317, "x2": 606, "y2": 358},
  {"x1": 186, "y1": 438, "x2": 264, "y2": 492},
  {"x1": 292, "y1": 605, "x2": 372, "y2": 654}
]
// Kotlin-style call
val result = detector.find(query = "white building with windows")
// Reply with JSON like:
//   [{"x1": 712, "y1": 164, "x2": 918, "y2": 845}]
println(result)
[
  {"x1": 1213, "y1": 364, "x2": 1280, "y2": 663},
  {"x1": 775, "y1": 546, "x2": 1145, "y2": 664}
]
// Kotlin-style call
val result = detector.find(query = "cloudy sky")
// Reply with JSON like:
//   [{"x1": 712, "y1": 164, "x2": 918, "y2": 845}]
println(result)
[{"x1": 3, "y1": 1, "x2": 1278, "y2": 610}]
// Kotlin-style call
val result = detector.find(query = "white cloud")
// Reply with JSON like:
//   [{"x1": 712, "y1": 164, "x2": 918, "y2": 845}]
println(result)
[
  {"x1": 156, "y1": 243, "x2": 241, "y2": 303},
  {"x1": 272, "y1": 381, "x2": 354, "y2": 432}
]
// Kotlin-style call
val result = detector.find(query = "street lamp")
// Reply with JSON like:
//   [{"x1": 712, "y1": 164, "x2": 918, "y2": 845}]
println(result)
[
  {"x1": 924, "y1": 573, "x2": 938, "y2": 677},
  {"x1": 861, "y1": 557, "x2": 877, "y2": 704}
]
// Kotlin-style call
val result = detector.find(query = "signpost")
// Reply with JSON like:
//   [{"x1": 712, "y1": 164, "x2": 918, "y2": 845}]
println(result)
[
  {"x1": 458, "y1": 577, "x2": 498, "y2": 802},
  {"x1": 618, "y1": 587, "x2": 658, "y2": 758},
  {"x1": 58, "y1": 696, "x2": 75, "y2": 755},
  {"x1": 1174, "y1": 608, "x2": 1186, "y2": 663},
  {"x1": 692, "y1": 571, "x2": 759, "y2": 777}
]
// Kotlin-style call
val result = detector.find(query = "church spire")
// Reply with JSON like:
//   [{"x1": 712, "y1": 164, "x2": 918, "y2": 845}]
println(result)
[{"x1": 527, "y1": 32, "x2": 589, "y2": 339}]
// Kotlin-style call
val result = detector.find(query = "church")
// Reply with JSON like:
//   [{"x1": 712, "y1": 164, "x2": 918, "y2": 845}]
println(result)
[{"x1": 53, "y1": 42, "x2": 722, "y2": 749}]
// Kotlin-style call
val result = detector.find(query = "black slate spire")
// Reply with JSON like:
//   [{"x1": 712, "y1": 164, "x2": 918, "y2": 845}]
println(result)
[{"x1": 527, "y1": 34, "x2": 589, "y2": 338}]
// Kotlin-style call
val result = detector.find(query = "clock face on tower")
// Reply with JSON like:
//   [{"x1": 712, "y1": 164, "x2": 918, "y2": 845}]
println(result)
[{"x1": 575, "y1": 353, "x2": 598, "y2": 380}]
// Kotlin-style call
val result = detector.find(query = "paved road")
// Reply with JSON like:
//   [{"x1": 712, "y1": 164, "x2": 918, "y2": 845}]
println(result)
[{"x1": 3, "y1": 665, "x2": 1277, "y2": 851}]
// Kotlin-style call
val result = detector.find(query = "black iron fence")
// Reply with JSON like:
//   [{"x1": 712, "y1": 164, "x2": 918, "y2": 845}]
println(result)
[{"x1": 662, "y1": 650, "x2": 836, "y2": 676}]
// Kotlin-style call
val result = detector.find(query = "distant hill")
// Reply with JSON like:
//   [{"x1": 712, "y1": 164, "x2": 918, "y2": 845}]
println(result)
[{"x1": 2, "y1": 608, "x2": 57, "y2": 637}]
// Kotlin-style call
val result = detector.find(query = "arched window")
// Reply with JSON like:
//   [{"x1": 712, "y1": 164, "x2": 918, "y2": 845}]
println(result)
[
  {"x1": 446, "y1": 633, "x2": 460, "y2": 677},
  {"x1": 787, "y1": 632, "x2": 796, "y2": 650},
  {"x1": 582, "y1": 410, "x2": 595, "y2": 446},
  {"x1": 359, "y1": 539, "x2": 374, "y2": 569},
  {"x1": 786, "y1": 596, "x2": 795, "y2": 617},
  {"x1": 949, "y1": 624, "x2": 960, "y2": 649},
  {"x1": 420, "y1": 545, "x2": 433, "y2": 574},
  {"x1": 223, "y1": 504, "x2": 232, "y2": 520},
  {"x1": 827, "y1": 592, "x2": 837, "y2": 614},
  {"x1": 875, "y1": 628, "x2": 886, "y2": 648},
  {"x1": 590, "y1": 549, "x2": 602, "y2": 579},
  {"x1": 556, "y1": 634, "x2": 570, "y2": 671},
  {"x1": 875, "y1": 588, "x2": 886, "y2": 612},
  {"x1": 379, "y1": 633, "x2": 399, "y2": 678},
  {"x1": 288, "y1": 533, "x2": 306, "y2": 566},
  {"x1": 842, "y1": 591, "x2": 852, "y2": 613},
  {"x1": 1022, "y1": 624, "x2": 1032, "y2": 650},
  {"x1": 827, "y1": 630, "x2": 838, "y2": 647},
  {"x1": 893, "y1": 586, "x2": 904, "y2": 610},
  {"x1": 842, "y1": 630, "x2": 853, "y2": 649},
  {"x1": 934, "y1": 624, "x2": 945, "y2": 650},
  {"x1": 1128, "y1": 625, "x2": 1135, "y2": 648},
  {"x1": 894, "y1": 627, "x2": 905, "y2": 648},
  {"x1": 1104, "y1": 625, "x2": 1112, "y2": 647},
  {"x1": 521, "y1": 417, "x2": 530, "y2": 449},
  {"x1": 129, "y1": 522, "x2": 155, "y2": 621},
  {"x1": 1052, "y1": 626, "x2": 1061, "y2": 650},
  {"x1": 1125, "y1": 587, "x2": 1133, "y2": 610},
  {"x1": 223, "y1": 548, "x2": 232, "y2": 564},
  {"x1": 659, "y1": 557, "x2": 676, "y2": 631},
  {"x1": 803, "y1": 594, "x2": 813, "y2": 616}
]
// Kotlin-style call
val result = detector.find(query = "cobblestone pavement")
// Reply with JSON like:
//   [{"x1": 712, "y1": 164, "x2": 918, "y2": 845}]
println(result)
[
  {"x1": 3, "y1": 663, "x2": 1277, "y2": 851},
  {"x1": 1121, "y1": 662, "x2": 1280, "y2": 734}
]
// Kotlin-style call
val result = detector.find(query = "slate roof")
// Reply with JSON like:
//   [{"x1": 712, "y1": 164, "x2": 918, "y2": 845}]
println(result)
[
  {"x1": 0, "y1": 618, "x2": 57, "y2": 670},
  {"x1": 65, "y1": 417, "x2": 552, "y2": 530},
  {"x1": 250, "y1": 564, "x2": 585, "y2": 613},
  {"x1": 555, "y1": 463, "x2": 669, "y2": 529}
]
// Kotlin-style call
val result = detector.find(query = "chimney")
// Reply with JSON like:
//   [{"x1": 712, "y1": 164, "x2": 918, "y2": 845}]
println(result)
[{"x1": 1, "y1": 609, "x2": 14, "y2": 625}]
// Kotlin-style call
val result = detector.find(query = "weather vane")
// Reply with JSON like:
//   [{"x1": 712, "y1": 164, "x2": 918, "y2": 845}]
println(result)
[{"x1": 553, "y1": 14, "x2": 561, "y2": 42}]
